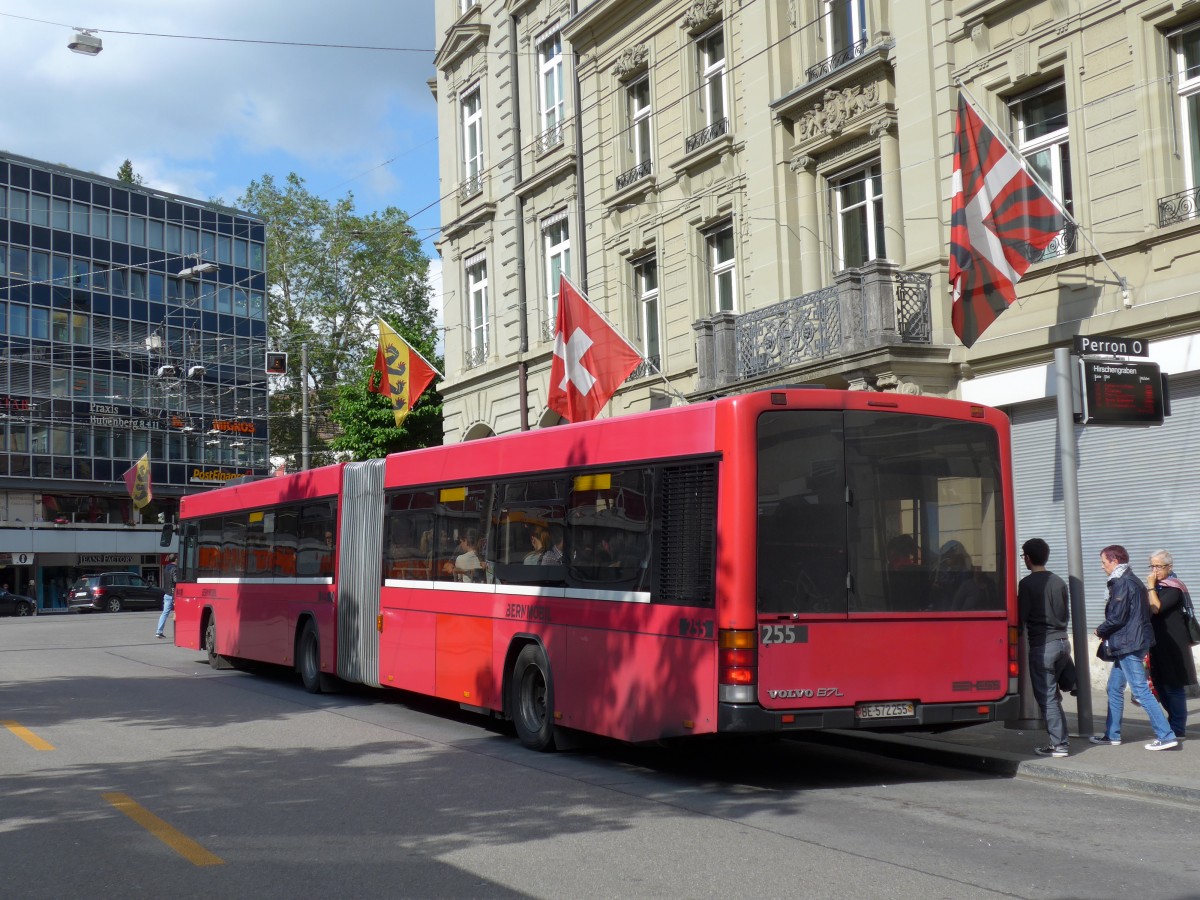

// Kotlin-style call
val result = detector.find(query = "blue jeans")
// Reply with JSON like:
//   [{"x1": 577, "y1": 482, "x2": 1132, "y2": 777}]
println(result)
[
  {"x1": 156, "y1": 593, "x2": 174, "y2": 636},
  {"x1": 1029, "y1": 638, "x2": 1071, "y2": 747},
  {"x1": 1103, "y1": 651, "x2": 1176, "y2": 742}
]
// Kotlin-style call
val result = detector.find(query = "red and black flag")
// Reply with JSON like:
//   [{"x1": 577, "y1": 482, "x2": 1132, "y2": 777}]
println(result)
[{"x1": 949, "y1": 91, "x2": 1065, "y2": 347}]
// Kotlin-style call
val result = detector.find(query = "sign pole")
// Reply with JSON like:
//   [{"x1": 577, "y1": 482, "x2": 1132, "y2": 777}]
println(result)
[{"x1": 1055, "y1": 346, "x2": 1093, "y2": 736}]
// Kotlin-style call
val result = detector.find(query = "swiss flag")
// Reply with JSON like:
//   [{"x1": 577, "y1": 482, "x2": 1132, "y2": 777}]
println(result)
[
  {"x1": 548, "y1": 276, "x2": 643, "y2": 422},
  {"x1": 949, "y1": 91, "x2": 1065, "y2": 348}
]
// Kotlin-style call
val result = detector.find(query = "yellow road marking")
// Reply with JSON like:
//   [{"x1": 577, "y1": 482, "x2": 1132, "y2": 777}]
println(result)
[
  {"x1": 102, "y1": 792, "x2": 225, "y2": 867},
  {"x1": 1, "y1": 720, "x2": 55, "y2": 751}
]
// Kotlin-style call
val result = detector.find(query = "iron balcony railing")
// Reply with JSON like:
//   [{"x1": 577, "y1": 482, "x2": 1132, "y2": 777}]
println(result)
[
  {"x1": 615, "y1": 160, "x2": 653, "y2": 191},
  {"x1": 734, "y1": 269, "x2": 932, "y2": 379},
  {"x1": 805, "y1": 39, "x2": 869, "y2": 82},
  {"x1": 685, "y1": 117, "x2": 729, "y2": 154},
  {"x1": 458, "y1": 173, "x2": 483, "y2": 204},
  {"x1": 1158, "y1": 187, "x2": 1200, "y2": 227},
  {"x1": 464, "y1": 342, "x2": 488, "y2": 370},
  {"x1": 624, "y1": 355, "x2": 660, "y2": 382},
  {"x1": 1025, "y1": 225, "x2": 1077, "y2": 264},
  {"x1": 536, "y1": 123, "x2": 564, "y2": 155}
]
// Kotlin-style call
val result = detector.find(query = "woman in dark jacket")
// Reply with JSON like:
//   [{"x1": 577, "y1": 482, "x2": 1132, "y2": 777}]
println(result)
[{"x1": 1147, "y1": 550, "x2": 1199, "y2": 740}]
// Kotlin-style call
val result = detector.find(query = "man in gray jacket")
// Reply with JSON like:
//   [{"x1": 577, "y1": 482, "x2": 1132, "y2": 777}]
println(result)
[{"x1": 1091, "y1": 544, "x2": 1178, "y2": 750}]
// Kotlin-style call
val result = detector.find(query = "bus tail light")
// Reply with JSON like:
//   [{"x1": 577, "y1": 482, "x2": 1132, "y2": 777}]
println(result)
[
  {"x1": 718, "y1": 629, "x2": 757, "y2": 703},
  {"x1": 1008, "y1": 626, "x2": 1020, "y2": 691}
]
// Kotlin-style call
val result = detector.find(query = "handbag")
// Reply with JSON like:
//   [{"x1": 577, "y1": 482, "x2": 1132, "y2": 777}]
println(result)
[
  {"x1": 1183, "y1": 590, "x2": 1200, "y2": 647},
  {"x1": 1095, "y1": 639, "x2": 1115, "y2": 662}
]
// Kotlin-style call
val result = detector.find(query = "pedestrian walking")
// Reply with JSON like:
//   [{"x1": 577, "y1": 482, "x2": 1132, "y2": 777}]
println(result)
[
  {"x1": 156, "y1": 554, "x2": 178, "y2": 639},
  {"x1": 1146, "y1": 550, "x2": 1198, "y2": 740},
  {"x1": 1090, "y1": 545, "x2": 1178, "y2": 750},
  {"x1": 1018, "y1": 538, "x2": 1072, "y2": 757}
]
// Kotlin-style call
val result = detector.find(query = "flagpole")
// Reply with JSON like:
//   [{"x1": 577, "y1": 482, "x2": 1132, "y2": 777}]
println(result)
[
  {"x1": 955, "y1": 80, "x2": 1131, "y2": 306},
  {"x1": 559, "y1": 275, "x2": 689, "y2": 407}
]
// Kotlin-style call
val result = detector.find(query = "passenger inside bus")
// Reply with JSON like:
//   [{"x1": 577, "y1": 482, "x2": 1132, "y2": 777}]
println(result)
[
  {"x1": 442, "y1": 529, "x2": 484, "y2": 582},
  {"x1": 930, "y1": 540, "x2": 986, "y2": 610}
]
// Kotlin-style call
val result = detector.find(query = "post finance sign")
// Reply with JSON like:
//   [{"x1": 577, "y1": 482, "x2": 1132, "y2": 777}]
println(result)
[{"x1": 190, "y1": 468, "x2": 252, "y2": 484}]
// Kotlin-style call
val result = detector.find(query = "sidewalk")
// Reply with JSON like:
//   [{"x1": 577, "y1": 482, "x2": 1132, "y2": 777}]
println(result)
[{"x1": 812, "y1": 694, "x2": 1200, "y2": 805}]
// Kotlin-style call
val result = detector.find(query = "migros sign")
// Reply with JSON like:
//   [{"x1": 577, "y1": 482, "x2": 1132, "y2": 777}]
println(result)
[{"x1": 211, "y1": 420, "x2": 256, "y2": 435}]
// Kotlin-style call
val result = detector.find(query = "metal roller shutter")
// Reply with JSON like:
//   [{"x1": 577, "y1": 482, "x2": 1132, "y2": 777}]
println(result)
[{"x1": 1008, "y1": 372, "x2": 1200, "y2": 628}]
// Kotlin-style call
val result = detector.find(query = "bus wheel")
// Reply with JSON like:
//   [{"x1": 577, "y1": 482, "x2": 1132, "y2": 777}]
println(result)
[
  {"x1": 298, "y1": 622, "x2": 323, "y2": 694},
  {"x1": 205, "y1": 617, "x2": 232, "y2": 670},
  {"x1": 511, "y1": 644, "x2": 555, "y2": 752}
]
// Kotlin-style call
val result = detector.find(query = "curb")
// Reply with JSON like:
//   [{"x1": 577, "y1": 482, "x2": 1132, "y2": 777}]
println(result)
[{"x1": 802, "y1": 730, "x2": 1200, "y2": 805}]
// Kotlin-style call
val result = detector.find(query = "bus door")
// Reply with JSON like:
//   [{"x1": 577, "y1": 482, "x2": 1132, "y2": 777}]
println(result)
[{"x1": 755, "y1": 408, "x2": 1009, "y2": 712}]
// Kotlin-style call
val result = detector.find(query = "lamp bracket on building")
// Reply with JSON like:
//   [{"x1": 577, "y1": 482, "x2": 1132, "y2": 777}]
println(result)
[{"x1": 156, "y1": 365, "x2": 178, "y2": 378}]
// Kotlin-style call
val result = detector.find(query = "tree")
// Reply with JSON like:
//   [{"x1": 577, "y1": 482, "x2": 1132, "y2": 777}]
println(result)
[
  {"x1": 116, "y1": 159, "x2": 144, "y2": 185},
  {"x1": 237, "y1": 173, "x2": 437, "y2": 468}
]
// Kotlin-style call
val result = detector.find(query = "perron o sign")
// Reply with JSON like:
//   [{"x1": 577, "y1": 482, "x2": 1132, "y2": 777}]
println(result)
[
  {"x1": 1077, "y1": 358, "x2": 1166, "y2": 426},
  {"x1": 1072, "y1": 335, "x2": 1149, "y2": 358}
]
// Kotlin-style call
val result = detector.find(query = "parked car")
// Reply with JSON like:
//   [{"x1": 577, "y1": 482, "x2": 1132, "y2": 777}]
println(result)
[
  {"x1": 68, "y1": 573, "x2": 167, "y2": 613},
  {"x1": 0, "y1": 590, "x2": 36, "y2": 617}
]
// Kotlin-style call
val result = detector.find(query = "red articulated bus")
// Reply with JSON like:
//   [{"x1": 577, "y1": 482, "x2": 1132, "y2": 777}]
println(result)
[{"x1": 174, "y1": 388, "x2": 1020, "y2": 750}]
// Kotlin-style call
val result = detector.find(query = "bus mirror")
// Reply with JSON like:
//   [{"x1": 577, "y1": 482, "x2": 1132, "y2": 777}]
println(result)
[{"x1": 159, "y1": 523, "x2": 175, "y2": 547}]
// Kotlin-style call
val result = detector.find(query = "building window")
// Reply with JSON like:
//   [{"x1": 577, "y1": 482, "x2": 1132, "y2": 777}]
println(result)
[
  {"x1": 543, "y1": 215, "x2": 571, "y2": 327},
  {"x1": 538, "y1": 31, "x2": 565, "y2": 150},
  {"x1": 687, "y1": 26, "x2": 729, "y2": 152},
  {"x1": 617, "y1": 76, "x2": 653, "y2": 190},
  {"x1": 707, "y1": 221, "x2": 736, "y2": 313},
  {"x1": 634, "y1": 255, "x2": 661, "y2": 365},
  {"x1": 832, "y1": 161, "x2": 885, "y2": 270},
  {"x1": 461, "y1": 87, "x2": 484, "y2": 199},
  {"x1": 1010, "y1": 81, "x2": 1072, "y2": 258},
  {"x1": 465, "y1": 256, "x2": 488, "y2": 368},
  {"x1": 825, "y1": 0, "x2": 867, "y2": 62},
  {"x1": 1176, "y1": 26, "x2": 1200, "y2": 189},
  {"x1": 460, "y1": 0, "x2": 479, "y2": 12},
  {"x1": 698, "y1": 26, "x2": 726, "y2": 128}
]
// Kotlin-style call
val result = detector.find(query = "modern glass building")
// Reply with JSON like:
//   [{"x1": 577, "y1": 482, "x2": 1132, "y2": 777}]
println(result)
[{"x1": 0, "y1": 151, "x2": 269, "y2": 609}]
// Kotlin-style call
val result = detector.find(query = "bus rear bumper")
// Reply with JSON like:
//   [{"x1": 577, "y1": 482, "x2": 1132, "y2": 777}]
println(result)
[{"x1": 718, "y1": 694, "x2": 1021, "y2": 733}]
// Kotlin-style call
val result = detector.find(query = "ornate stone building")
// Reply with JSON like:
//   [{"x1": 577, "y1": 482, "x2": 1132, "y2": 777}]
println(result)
[{"x1": 433, "y1": 0, "x2": 1200, "y2": 613}]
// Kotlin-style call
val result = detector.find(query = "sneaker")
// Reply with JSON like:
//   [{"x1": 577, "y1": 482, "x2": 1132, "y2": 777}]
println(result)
[
  {"x1": 1145, "y1": 739, "x2": 1179, "y2": 751},
  {"x1": 1089, "y1": 735, "x2": 1121, "y2": 745},
  {"x1": 1035, "y1": 745, "x2": 1068, "y2": 758},
  {"x1": 155, "y1": 632, "x2": 164, "y2": 639}
]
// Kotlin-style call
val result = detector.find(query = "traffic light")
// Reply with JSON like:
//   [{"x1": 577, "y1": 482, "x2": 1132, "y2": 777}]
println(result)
[{"x1": 265, "y1": 352, "x2": 288, "y2": 374}]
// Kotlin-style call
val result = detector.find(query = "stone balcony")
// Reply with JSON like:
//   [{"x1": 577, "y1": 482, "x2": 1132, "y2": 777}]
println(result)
[{"x1": 693, "y1": 260, "x2": 933, "y2": 393}]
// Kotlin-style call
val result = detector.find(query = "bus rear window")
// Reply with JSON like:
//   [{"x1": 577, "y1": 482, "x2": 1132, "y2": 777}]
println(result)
[{"x1": 757, "y1": 410, "x2": 1006, "y2": 615}]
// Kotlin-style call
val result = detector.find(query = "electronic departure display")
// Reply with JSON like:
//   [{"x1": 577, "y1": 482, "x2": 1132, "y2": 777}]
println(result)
[{"x1": 1077, "y1": 358, "x2": 1166, "y2": 426}]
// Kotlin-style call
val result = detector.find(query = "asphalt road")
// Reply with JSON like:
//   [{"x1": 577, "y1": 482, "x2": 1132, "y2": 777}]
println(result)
[{"x1": 2, "y1": 613, "x2": 1198, "y2": 899}]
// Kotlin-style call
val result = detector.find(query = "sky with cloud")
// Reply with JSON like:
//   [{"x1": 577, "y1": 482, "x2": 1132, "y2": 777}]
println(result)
[{"x1": 1, "y1": 1, "x2": 443, "y2": 321}]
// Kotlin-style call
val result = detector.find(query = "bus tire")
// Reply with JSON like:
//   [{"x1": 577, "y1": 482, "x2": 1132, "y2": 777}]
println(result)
[
  {"x1": 298, "y1": 622, "x2": 324, "y2": 694},
  {"x1": 510, "y1": 644, "x2": 555, "y2": 752},
  {"x1": 205, "y1": 616, "x2": 232, "y2": 670}
]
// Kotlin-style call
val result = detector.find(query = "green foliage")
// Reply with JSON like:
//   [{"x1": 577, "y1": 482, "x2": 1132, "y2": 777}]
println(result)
[
  {"x1": 328, "y1": 349, "x2": 443, "y2": 460},
  {"x1": 236, "y1": 173, "x2": 439, "y2": 467},
  {"x1": 116, "y1": 159, "x2": 144, "y2": 185}
]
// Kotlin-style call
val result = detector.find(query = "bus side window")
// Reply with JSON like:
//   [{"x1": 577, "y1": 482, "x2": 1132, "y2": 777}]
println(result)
[{"x1": 384, "y1": 490, "x2": 435, "y2": 582}]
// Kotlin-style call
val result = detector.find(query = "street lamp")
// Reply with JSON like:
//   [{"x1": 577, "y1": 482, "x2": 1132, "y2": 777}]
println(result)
[
  {"x1": 68, "y1": 29, "x2": 103, "y2": 56},
  {"x1": 176, "y1": 262, "x2": 218, "y2": 280}
]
